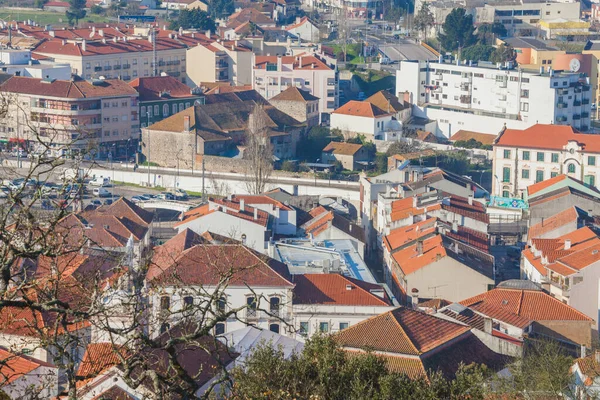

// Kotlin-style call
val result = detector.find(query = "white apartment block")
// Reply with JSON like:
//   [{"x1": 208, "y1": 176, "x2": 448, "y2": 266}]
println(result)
[
  {"x1": 253, "y1": 54, "x2": 338, "y2": 119},
  {"x1": 397, "y1": 60, "x2": 592, "y2": 138},
  {"x1": 492, "y1": 124, "x2": 600, "y2": 198}
]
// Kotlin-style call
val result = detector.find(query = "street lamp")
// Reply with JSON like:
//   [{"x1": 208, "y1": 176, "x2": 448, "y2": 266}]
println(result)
[
  {"x1": 176, "y1": 148, "x2": 182, "y2": 189},
  {"x1": 125, "y1": 138, "x2": 131, "y2": 169}
]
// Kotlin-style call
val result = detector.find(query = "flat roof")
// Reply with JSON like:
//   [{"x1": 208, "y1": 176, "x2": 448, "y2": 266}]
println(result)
[{"x1": 503, "y1": 37, "x2": 557, "y2": 50}]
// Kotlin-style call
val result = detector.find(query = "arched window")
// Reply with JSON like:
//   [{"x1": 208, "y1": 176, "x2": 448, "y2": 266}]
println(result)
[
  {"x1": 172, "y1": 103, "x2": 178, "y2": 115},
  {"x1": 154, "y1": 105, "x2": 159, "y2": 115},
  {"x1": 163, "y1": 104, "x2": 169, "y2": 117},
  {"x1": 179, "y1": 103, "x2": 184, "y2": 112},
  {"x1": 217, "y1": 296, "x2": 227, "y2": 313},
  {"x1": 568, "y1": 163, "x2": 576, "y2": 174}
]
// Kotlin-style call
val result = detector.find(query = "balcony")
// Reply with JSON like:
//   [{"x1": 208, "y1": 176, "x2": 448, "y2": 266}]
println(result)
[
  {"x1": 173, "y1": 60, "x2": 181, "y2": 65},
  {"x1": 558, "y1": 88, "x2": 569, "y2": 95},
  {"x1": 556, "y1": 116, "x2": 567, "y2": 122},
  {"x1": 104, "y1": 66, "x2": 112, "y2": 71},
  {"x1": 574, "y1": 100, "x2": 581, "y2": 107},
  {"x1": 245, "y1": 309, "x2": 288, "y2": 320},
  {"x1": 168, "y1": 71, "x2": 181, "y2": 77},
  {"x1": 583, "y1": 98, "x2": 590, "y2": 105},
  {"x1": 216, "y1": 61, "x2": 228, "y2": 69},
  {"x1": 94, "y1": 66, "x2": 102, "y2": 72},
  {"x1": 158, "y1": 61, "x2": 165, "y2": 67},
  {"x1": 113, "y1": 65, "x2": 121, "y2": 70},
  {"x1": 557, "y1": 102, "x2": 568, "y2": 109},
  {"x1": 573, "y1": 114, "x2": 581, "y2": 120},
  {"x1": 122, "y1": 64, "x2": 131, "y2": 69}
]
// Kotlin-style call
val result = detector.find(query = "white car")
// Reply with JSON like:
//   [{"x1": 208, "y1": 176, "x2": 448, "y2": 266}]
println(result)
[
  {"x1": 89, "y1": 176, "x2": 111, "y2": 187},
  {"x1": 93, "y1": 187, "x2": 111, "y2": 197}
]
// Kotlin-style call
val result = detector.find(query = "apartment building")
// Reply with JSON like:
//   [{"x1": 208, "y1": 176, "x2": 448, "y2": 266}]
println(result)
[
  {"x1": 253, "y1": 54, "x2": 338, "y2": 120},
  {"x1": 0, "y1": 76, "x2": 139, "y2": 157},
  {"x1": 492, "y1": 124, "x2": 600, "y2": 197},
  {"x1": 32, "y1": 33, "x2": 212, "y2": 85},
  {"x1": 186, "y1": 39, "x2": 253, "y2": 86},
  {"x1": 397, "y1": 59, "x2": 593, "y2": 137}
]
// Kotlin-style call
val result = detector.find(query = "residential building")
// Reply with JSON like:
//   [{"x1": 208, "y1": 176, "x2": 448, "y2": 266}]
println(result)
[
  {"x1": 522, "y1": 227, "x2": 600, "y2": 330},
  {"x1": 285, "y1": 17, "x2": 320, "y2": 43},
  {"x1": 219, "y1": 326, "x2": 304, "y2": 365},
  {"x1": 449, "y1": 129, "x2": 497, "y2": 147},
  {"x1": 396, "y1": 60, "x2": 592, "y2": 137},
  {"x1": 291, "y1": 274, "x2": 394, "y2": 339},
  {"x1": 269, "y1": 86, "x2": 320, "y2": 127},
  {"x1": 528, "y1": 206, "x2": 587, "y2": 239},
  {"x1": 492, "y1": 125, "x2": 600, "y2": 198},
  {"x1": 364, "y1": 90, "x2": 412, "y2": 124},
  {"x1": 146, "y1": 229, "x2": 294, "y2": 335},
  {"x1": 186, "y1": 40, "x2": 253, "y2": 86},
  {"x1": 460, "y1": 281, "x2": 594, "y2": 350},
  {"x1": 0, "y1": 75, "x2": 139, "y2": 158},
  {"x1": 540, "y1": 19, "x2": 590, "y2": 39},
  {"x1": 571, "y1": 353, "x2": 600, "y2": 398},
  {"x1": 142, "y1": 89, "x2": 304, "y2": 166},
  {"x1": 174, "y1": 199, "x2": 273, "y2": 253},
  {"x1": 234, "y1": 194, "x2": 298, "y2": 235},
  {"x1": 582, "y1": 40, "x2": 600, "y2": 119},
  {"x1": 253, "y1": 54, "x2": 338, "y2": 120},
  {"x1": 0, "y1": 348, "x2": 58, "y2": 399},
  {"x1": 336, "y1": 307, "x2": 508, "y2": 379},
  {"x1": 321, "y1": 141, "x2": 371, "y2": 170},
  {"x1": 330, "y1": 101, "x2": 396, "y2": 140},
  {"x1": 0, "y1": 48, "x2": 71, "y2": 80},
  {"x1": 161, "y1": 0, "x2": 203, "y2": 9},
  {"x1": 129, "y1": 75, "x2": 204, "y2": 128}
]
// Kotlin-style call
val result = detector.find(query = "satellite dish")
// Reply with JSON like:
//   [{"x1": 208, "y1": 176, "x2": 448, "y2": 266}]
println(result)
[{"x1": 569, "y1": 58, "x2": 581, "y2": 72}]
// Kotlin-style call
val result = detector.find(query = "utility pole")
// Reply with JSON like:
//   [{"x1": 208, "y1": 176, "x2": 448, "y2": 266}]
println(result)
[
  {"x1": 201, "y1": 156, "x2": 205, "y2": 202},
  {"x1": 146, "y1": 112, "x2": 151, "y2": 186}
]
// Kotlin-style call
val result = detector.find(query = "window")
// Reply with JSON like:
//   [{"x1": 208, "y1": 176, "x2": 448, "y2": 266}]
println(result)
[
  {"x1": 141, "y1": 106, "x2": 146, "y2": 116},
  {"x1": 503, "y1": 149, "x2": 511, "y2": 159},
  {"x1": 154, "y1": 105, "x2": 159, "y2": 115},
  {"x1": 270, "y1": 297, "x2": 280, "y2": 316},
  {"x1": 121, "y1": 115, "x2": 128, "y2": 121},
  {"x1": 339, "y1": 322, "x2": 349, "y2": 330},
  {"x1": 536, "y1": 170, "x2": 544, "y2": 183},
  {"x1": 299, "y1": 321, "x2": 309, "y2": 336},
  {"x1": 160, "y1": 323, "x2": 170, "y2": 334},
  {"x1": 163, "y1": 104, "x2": 169, "y2": 117},
  {"x1": 215, "y1": 323, "x2": 225, "y2": 335},
  {"x1": 183, "y1": 296, "x2": 193, "y2": 309},
  {"x1": 269, "y1": 323, "x2": 280, "y2": 333},
  {"x1": 148, "y1": 107, "x2": 153, "y2": 117},
  {"x1": 121, "y1": 101, "x2": 127, "y2": 107},
  {"x1": 551, "y1": 153, "x2": 559, "y2": 163},
  {"x1": 185, "y1": 102, "x2": 190, "y2": 108},
  {"x1": 522, "y1": 151, "x2": 530, "y2": 160},
  {"x1": 85, "y1": 62, "x2": 90, "y2": 70},
  {"x1": 172, "y1": 103, "x2": 178, "y2": 115},
  {"x1": 133, "y1": 58, "x2": 138, "y2": 65},
  {"x1": 522, "y1": 169, "x2": 530, "y2": 179},
  {"x1": 160, "y1": 296, "x2": 170, "y2": 310},
  {"x1": 551, "y1": 172, "x2": 558, "y2": 178},
  {"x1": 589, "y1": 156, "x2": 596, "y2": 166},
  {"x1": 502, "y1": 190, "x2": 510, "y2": 198},
  {"x1": 246, "y1": 296, "x2": 257, "y2": 317},
  {"x1": 537, "y1": 152, "x2": 545, "y2": 162},
  {"x1": 502, "y1": 167, "x2": 511, "y2": 182},
  {"x1": 179, "y1": 103, "x2": 184, "y2": 112},
  {"x1": 568, "y1": 163, "x2": 576, "y2": 173},
  {"x1": 520, "y1": 102, "x2": 529, "y2": 112},
  {"x1": 217, "y1": 297, "x2": 226, "y2": 313},
  {"x1": 103, "y1": 102, "x2": 110, "y2": 108},
  {"x1": 585, "y1": 175, "x2": 596, "y2": 187},
  {"x1": 319, "y1": 322, "x2": 329, "y2": 333},
  {"x1": 104, "y1": 130, "x2": 110, "y2": 137}
]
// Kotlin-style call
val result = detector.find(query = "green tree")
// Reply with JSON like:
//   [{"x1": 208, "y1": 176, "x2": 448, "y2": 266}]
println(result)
[
  {"x1": 208, "y1": 0, "x2": 234, "y2": 19},
  {"x1": 90, "y1": 4, "x2": 104, "y2": 14},
  {"x1": 476, "y1": 22, "x2": 507, "y2": 45},
  {"x1": 438, "y1": 8, "x2": 476, "y2": 52},
  {"x1": 66, "y1": 0, "x2": 87, "y2": 26},
  {"x1": 413, "y1": 3, "x2": 434, "y2": 40},
  {"x1": 34, "y1": 0, "x2": 47, "y2": 8},
  {"x1": 461, "y1": 44, "x2": 494, "y2": 62},
  {"x1": 490, "y1": 43, "x2": 516, "y2": 64},
  {"x1": 170, "y1": 8, "x2": 216, "y2": 31},
  {"x1": 297, "y1": 127, "x2": 343, "y2": 162}
]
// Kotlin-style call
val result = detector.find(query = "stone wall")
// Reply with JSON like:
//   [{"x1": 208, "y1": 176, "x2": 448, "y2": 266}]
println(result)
[
  {"x1": 533, "y1": 320, "x2": 592, "y2": 349},
  {"x1": 142, "y1": 129, "x2": 194, "y2": 169}
]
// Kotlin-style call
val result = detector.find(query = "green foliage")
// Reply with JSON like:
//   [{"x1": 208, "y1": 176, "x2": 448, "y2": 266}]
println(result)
[
  {"x1": 230, "y1": 335, "x2": 492, "y2": 400},
  {"x1": 34, "y1": 0, "x2": 47, "y2": 8},
  {"x1": 476, "y1": 22, "x2": 507, "y2": 45},
  {"x1": 385, "y1": 140, "x2": 419, "y2": 156},
  {"x1": 454, "y1": 138, "x2": 492, "y2": 150},
  {"x1": 170, "y1": 9, "x2": 216, "y2": 31},
  {"x1": 420, "y1": 151, "x2": 470, "y2": 176},
  {"x1": 385, "y1": 6, "x2": 404, "y2": 23},
  {"x1": 414, "y1": 3, "x2": 434, "y2": 38},
  {"x1": 375, "y1": 153, "x2": 388, "y2": 174},
  {"x1": 66, "y1": 0, "x2": 86, "y2": 25},
  {"x1": 296, "y1": 127, "x2": 343, "y2": 162},
  {"x1": 438, "y1": 8, "x2": 476, "y2": 51},
  {"x1": 90, "y1": 4, "x2": 103, "y2": 14},
  {"x1": 281, "y1": 160, "x2": 298, "y2": 172},
  {"x1": 461, "y1": 44, "x2": 494, "y2": 62},
  {"x1": 490, "y1": 44, "x2": 516, "y2": 64},
  {"x1": 208, "y1": 0, "x2": 234, "y2": 19}
]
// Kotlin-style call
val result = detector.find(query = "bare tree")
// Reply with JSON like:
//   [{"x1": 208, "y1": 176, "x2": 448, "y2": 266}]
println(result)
[
  {"x1": 244, "y1": 104, "x2": 273, "y2": 194},
  {"x1": 336, "y1": 5, "x2": 350, "y2": 63}
]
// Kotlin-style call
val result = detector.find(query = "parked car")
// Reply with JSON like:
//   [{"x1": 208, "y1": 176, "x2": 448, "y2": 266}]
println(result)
[
  {"x1": 169, "y1": 188, "x2": 188, "y2": 200},
  {"x1": 157, "y1": 192, "x2": 175, "y2": 200},
  {"x1": 93, "y1": 187, "x2": 111, "y2": 198},
  {"x1": 90, "y1": 199, "x2": 103, "y2": 207},
  {"x1": 103, "y1": 198, "x2": 114, "y2": 205},
  {"x1": 89, "y1": 176, "x2": 111, "y2": 187},
  {"x1": 131, "y1": 195, "x2": 146, "y2": 203}
]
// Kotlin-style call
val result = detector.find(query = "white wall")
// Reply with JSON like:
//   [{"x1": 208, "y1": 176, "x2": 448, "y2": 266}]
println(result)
[
  {"x1": 2, "y1": 365, "x2": 58, "y2": 399},
  {"x1": 330, "y1": 113, "x2": 392, "y2": 139}
]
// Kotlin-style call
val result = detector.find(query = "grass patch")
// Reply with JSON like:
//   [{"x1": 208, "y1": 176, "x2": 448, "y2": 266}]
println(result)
[
  {"x1": 139, "y1": 161, "x2": 160, "y2": 167},
  {"x1": 113, "y1": 181, "x2": 204, "y2": 198},
  {"x1": 0, "y1": 10, "x2": 111, "y2": 25},
  {"x1": 352, "y1": 71, "x2": 395, "y2": 96}
]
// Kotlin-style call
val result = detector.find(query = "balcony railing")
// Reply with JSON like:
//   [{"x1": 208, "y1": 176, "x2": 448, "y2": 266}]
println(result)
[
  {"x1": 583, "y1": 98, "x2": 590, "y2": 105},
  {"x1": 104, "y1": 66, "x2": 112, "y2": 71},
  {"x1": 573, "y1": 114, "x2": 581, "y2": 120},
  {"x1": 113, "y1": 65, "x2": 121, "y2": 70},
  {"x1": 122, "y1": 64, "x2": 131, "y2": 69},
  {"x1": 574, "y1": 100, "x2": 581, "y2": 106},
  {"x1": 245, "y1": 309, "x2": 288, "y2": 320}
]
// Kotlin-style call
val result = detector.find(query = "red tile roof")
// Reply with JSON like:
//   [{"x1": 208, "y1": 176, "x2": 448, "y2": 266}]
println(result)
[
  {"x1": 446, "y1": 225, "x2": 489, "y2": 252},
  {"x1": 285, "y1": 16, "x2": 315, "y2": 30},
  {"x1": 527, "y1": 174, "x2": 569, "y2": 196},
  {"x1": 174, "y1": 198, "x2": 271, "y2": 228},
  {"x1": 292, "y1": 274, "x2": 391, "y2": 306},
  {"x1": 129, "y1": 76, "x2": 199, "y2": 101},
  {"x1": 332, "y1": 100, "x2": 392, "y2": 118},
  {"x1": 91, "y1": 386, "x2": 136, "y2": 400},
  {"x1": 461, "y1": 288, "x2": 592, "y2": 327},
  {"x1": 254, "y1": 55, "x2": 332, "y2": 71},
  {"x1": 495, "y1": 124, "x2": 600, "y2": 152},
  {"x1": 302, "y1": 209, "x2": 334, "y2": 237},
  {"x1": 77, "y1": 343, "x2": 128, "y2": 378},
  {"x1": 442, "y1": 195, "x2": 489, "y2": 223},
  {"x1": 0, "y1": 76, "x2": 137, "y2": 98},
  {"x1": 450, "y1": 130, "x2": 497, "y2": 145},
  {"x1": 322, "y1": 141, "x2": 363, "y2": 156},
  {"x1": 384, "y1": 218, "x2": 437, "y2": 252},
  {"x1": 336, "y1": 307, "x2": 470, "y2": 355},
  {"x1": 528, "y1": 206, "x2": 579, "y2": 239},
  {"x1": 391, "y1": 235, "x2": 447, "y2": 275},
  {"x1": 0, "y1": 348, "x2": 55, "y2": 385},
  {"x1": 149, "y1": 243, "x2": 293, "y2": 288},
  {"x1": 233, "y1": 194, "x2": 292, "y2": 211}
]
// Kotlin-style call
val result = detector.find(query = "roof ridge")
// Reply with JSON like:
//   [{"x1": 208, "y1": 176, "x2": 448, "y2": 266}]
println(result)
[
  {"x1": 342, "y1": 275, "x2": 390, "y2": 306},
  {"x1": 244, "y1": 246, "x2": 294, "y2": 286},
  {"x1": 390, "y1": 309, "x2": 420, "y2": 354}
]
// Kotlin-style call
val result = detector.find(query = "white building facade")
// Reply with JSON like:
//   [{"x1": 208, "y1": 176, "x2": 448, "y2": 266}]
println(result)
[{"x1": 396, "y1": 60, "x2": 592, "y2": 138}]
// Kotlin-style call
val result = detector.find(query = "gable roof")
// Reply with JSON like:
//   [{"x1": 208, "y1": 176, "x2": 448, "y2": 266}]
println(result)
[
  {"x1": 384, "y1": 218, "x2": 437, "y2": 252},
  {"x1": 129, "y1": 75, "x2": 199, "y2": 101},
  {"x1": 450, "y1": 130, "x2": 497, "y2": 145},
  {"x1": 461, "y1": 287, "x2": 593, "y2": 328},
  {"x1": 442, "y1": 195, "x2": 489, "y2": 223},
  {"x1": 233, "y1": 194, "x2": 292, "y2": 211},
  {"x1": 254, "y1": 55, "x2": 332, "y2": 71},
  {"x1": 292, "y1": 274, "x2": 391, "y2": 306},
  {"x1": 0, "y1": 76, "x2": 137, "y2": 98},
  {"x1": 174, "y1": 197, "x2": 272, "y2": 228},
  {"x1": 526, "y1": 174, "x2": 600, "y2": 200},
  {"x1": 0, "y1": 347, "x2": 55, "y2": 385},
  {"x1": 270, "y1": 86, "x2": 319, "y2": 102},
  {"x1": 331, "y1": 100, "x2": 392, "y2": 118},
  {"x1": 495, "y1": 124, "x2": 600, "y2": 153},
  {"x1": 322, "y1": 141, "x2": 363, "y2": 156},
  {"x1": 391, "y1": 235, "x2": 447, "y2": 275},
  {"x1": 285, "y1": 16, "x2": 317, "y2": 31},
  {"x1": 336, "y1": 307, "x2": 470, "y2": 355},
  {"x1": 365, "y1": 90, "x2": 407, "y2": 113},
  {"x1": 528, "y1": 206, "x2": 580, "y2": 239}
]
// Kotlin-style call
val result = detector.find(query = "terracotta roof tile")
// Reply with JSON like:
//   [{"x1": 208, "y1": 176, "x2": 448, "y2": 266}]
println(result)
[
  {"x1": 1, "y1": 76, "x2": 137, "y2": 98},
  {"x1": 495, "y1": 124, "x2": 600, "y2": 152},
  {"x1": 418, "y1": 298, "x2": 451, "y2": 310},
  {"x1": 254, "y1": 55, "x2": 331, "y2": 71},
  {"x1": 528, "y1": 206, "x2": 579, "y2": 238},
  {"x1": 461, "y1": 287, "x2": 593, "y2": 326},
  {"x1": 322, "y1": 141, "x2": 363, "y2": 156},
  {"x1": 336, "y1": 307, "x2": 469, "y2": 355},
  {"x1": 0, "y1": 348, "x2": 54, "y2": 385},
  {"x1": 450, "y1": 130, "x2": 497, "y2": 145},
  {"x1": 391, "y1": 235, "x2": 447, "y2": 275},
  {"x1": 365, "y1": 90, "x2": 407, "y2": 113},
  {"x1": 174, "y1": 198, "x2": 271, "y2": 228},
  {"x1": 384, "y1": 218, "x2": 437, "y2": 252},
  {"x1": 91, "y1": 386, "x2": 136, "y2": 400},
  {"x1": 129, "y1": 76, "x2": 199, "y2": 101},
  {"x1": 292, "y1": 274, "x2": 391, "y2": 306},
  {"x1": 233, "y1": 194, "x2": 292, "y2": 211},
  {"x1": 332, "y1": 100, "x2": 392, "y2": 118},
  {"x1": 270, "y1": 86, "x2": 319, "y2": 102},
  {"x1": 77, "y1": 343, "x2": 128, "y2": 378},
  {"x1": 440, "y1": 307, "x2": 486, "y2": 331},
  {"x1": 575, "y1": 355, "x2": 600, "y2": 380},
  {"x1": 527, "y1": 174, "x2": 569, "y2": 196},
  {"x1": 442, "y1": 195, "x2": 489, "y2": 223}
]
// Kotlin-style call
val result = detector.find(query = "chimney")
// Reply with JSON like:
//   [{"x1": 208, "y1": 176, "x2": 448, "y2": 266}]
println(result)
[
  {"x1": 416, "y1": 240, "x2": 424, "y2": 256},
  {"x1": 240, "y1": 199, "x2": 245, "y2": 211},
  {"x1": 102, "y1": 38, "x2": 106, "y2": 44},
  {"x1": 483, "y1": 317, "x2": 492, "y2": 334},
  {"x1": 346, "y1": 284, "x2": 353, "y2": 291},
  {"x1": 61, "y1": 39, "x2": 66, "y2": 46},
  {"x1": 183, "y1": 115, "x2": 190, "y2": 133},
  {"x1": 205, "y1": 29, "x2": 211, "y2": 38},
  {"x1": 113, "y1": 37, "x2": 117, "y2": 43},
  {"x1": 468, "y1": 194, "x2": 473, "y2": 206},
  {"x1": 277, "y1": 55, "x2": 282, "y2": 71},
  {"x1": 179, "y1": 26, "x2": 183, "y2": 35},
  {"x1": 411, "y1": 288, "x2": 419, "y2": 308},
  {"x1": 564, "y1": 239, "x2": 572, "y2": 250},
  {"x1": 99, "y1": 29, "x2": 104, "y2": 37},
  {"x1": 412, "y1": 195, "x2": 417, "y2": 207},
  {"x1": 91, "y1": 26, "x2": 95, "y2": 35},
  {"x1": 403, "y1": 91, "x2": 410, "y2": 104},
  {"x1": 254, "y1": 208, "x2": 258, "y2": 220},
  {"x1": 82, "y1": 39, "x2": 86, "y2": 52}
]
